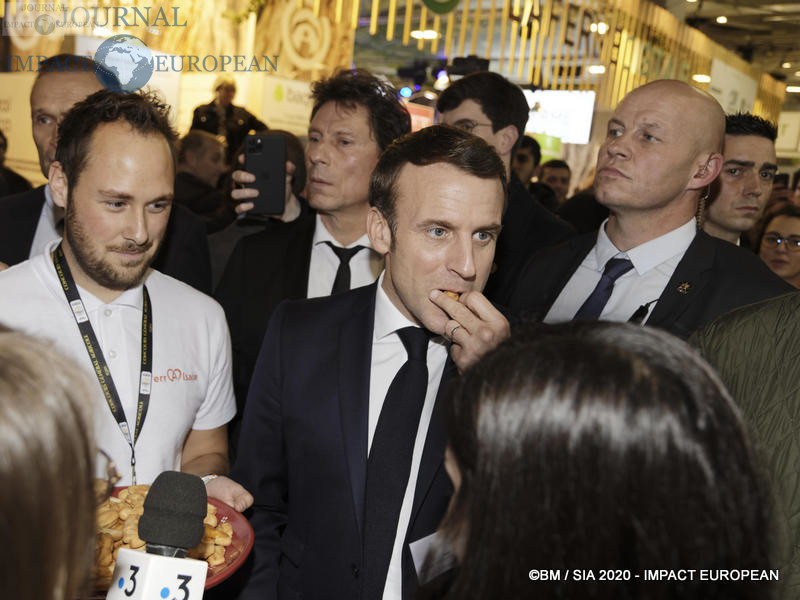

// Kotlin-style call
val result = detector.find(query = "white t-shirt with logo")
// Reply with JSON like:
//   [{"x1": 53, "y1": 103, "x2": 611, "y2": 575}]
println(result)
[{"x1": 0, "y1": 241, "x2": 236, "y2": 485}]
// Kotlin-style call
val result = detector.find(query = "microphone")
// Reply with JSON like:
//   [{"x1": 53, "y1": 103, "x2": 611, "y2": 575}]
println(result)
[
  {"x1": 107, "y1": 471, "x2": 210, "y2": 600},
  {"x1": 139, "y1": 471, "x2": 207, "y2": 557}
]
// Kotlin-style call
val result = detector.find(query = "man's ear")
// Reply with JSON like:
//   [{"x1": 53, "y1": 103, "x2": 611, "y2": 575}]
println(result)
[
  {"x1": 495, "y1": 124, "x2": 519, "y2": 157},
  {"x1": 690, "y1": 152, "x2": 723, "y2": 190},
  {"x1": 367, "y1": 206, "x2": 391, "y2": 255},
  {"x1": 49, "y1": 161, "x2": 69, "y2": 209}
]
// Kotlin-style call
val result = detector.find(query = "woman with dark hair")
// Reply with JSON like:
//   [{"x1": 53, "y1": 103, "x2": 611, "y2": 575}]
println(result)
[
  {"x1": 0, "y1": 328, "x2": 98, "y2": 600},
  {"x1": 758, "y1": 203, "x2": 800, "y2": 288},
  {"x1": 421, "y1": 322, "x2": 775, "y2": 600}
]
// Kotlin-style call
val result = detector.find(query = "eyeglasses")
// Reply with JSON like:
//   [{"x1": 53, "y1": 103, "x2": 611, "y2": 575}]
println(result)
[
  {"x1": 96, "y1": 449, "x2": 122, "y2": 505},
  {"x1": 451, "y1": 120, "x2": 494, "y2": 134},
  {"x1": 762, "y1": 233, "x2": 800, "y2": 252}
]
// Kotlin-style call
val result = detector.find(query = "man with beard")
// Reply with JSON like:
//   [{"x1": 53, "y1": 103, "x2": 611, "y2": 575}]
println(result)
[
  {"x1": 0, "y1": 54, "x2": 212, "y2": 294},
  {"x1": 0, "y1": 89, "x2": 245, "y2": 500}
]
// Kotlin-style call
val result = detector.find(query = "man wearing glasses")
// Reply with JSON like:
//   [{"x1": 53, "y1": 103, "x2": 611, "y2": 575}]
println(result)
[
  {"x1": 701, "y1": 113, "x2": 778, "y2": 246},
  {"x1": 436, "y1": 71, "x2": 575, "y2": 305}
]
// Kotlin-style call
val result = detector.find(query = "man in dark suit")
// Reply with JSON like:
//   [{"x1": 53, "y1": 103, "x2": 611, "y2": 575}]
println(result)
[
  {"x1": 0, "y1": 54, "x2": 212, "y2": 294},
  {"x1": 0, "y1": 128, "x2": 32, "y2": 198},
  {"x1": 211, "y1": 126, "x2": 511, "y2": 600},
  {"x1": 191, "y1": 74, "x2": 267, "y2": 165},
  {"x1": 508, "y1": 79, "x2": 791, "y2": 338},
  {"x1": 436, "y1": 71, "x2": 575, "y2": 306},
  {"x1": 215, "y1": 69, "x2": 411, "y2": 411}
]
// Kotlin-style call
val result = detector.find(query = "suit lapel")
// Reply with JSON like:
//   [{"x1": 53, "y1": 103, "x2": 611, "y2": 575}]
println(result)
[
  {"x1": 647, "y1": 230, "x2": 715, "y2": 330},
  {"x1": 408, "y1": 355, "x2": 458, "y2": 528},
  {"x1": 283, "y1": 212, "x2": 316, "y2": 299},
  {"x1": 338, "y1": 283, "x2": 378, "y2": 535}
]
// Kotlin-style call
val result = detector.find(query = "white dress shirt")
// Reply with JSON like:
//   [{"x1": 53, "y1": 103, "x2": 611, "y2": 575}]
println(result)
[
  {"x1": 306, "y1": 214, "x2": 383, "y2": 298},
  {"x1": 29, "y1": 184, "x2": 64, "y2": 259},
  {"x1": 368, "y1": 272, "x2": 449, "y2": 600},
  {"x1": 545, "y1": 218, "x2": 697, "y2": 324}
]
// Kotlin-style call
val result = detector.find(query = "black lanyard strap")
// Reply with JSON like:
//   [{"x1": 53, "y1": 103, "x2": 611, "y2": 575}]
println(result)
[{"x1": 52, "y1": 243, "x2": 152, "y2": 483}]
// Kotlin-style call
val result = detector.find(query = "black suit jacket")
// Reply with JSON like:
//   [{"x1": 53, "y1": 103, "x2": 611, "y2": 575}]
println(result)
[
  {"x1": 214, "y1": 212, "x2": 316, "y2": 406},
  {"x1": 191, "y1": 101, "x2": 267, "y2": 163},
  {"x1": 0, "y1": 185, "x2": 213, "y2": 294},
  {"x1": 483, "y1": 173, "x2": 576, "y2": 306},
  {"x1": 508, "y1": 228, "x2": 794, "y2": 339},
  {"x1": 232, "y1": 283, "x2": 455, "y2": 600}
]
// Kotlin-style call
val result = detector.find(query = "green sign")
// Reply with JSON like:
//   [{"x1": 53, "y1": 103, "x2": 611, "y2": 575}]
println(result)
[
  {"x1": 422, "y1": 0, "x2": 460, "y2": 15},
  {"x1": 533, "y1": 133, "x2": 562, "y2": 163}
]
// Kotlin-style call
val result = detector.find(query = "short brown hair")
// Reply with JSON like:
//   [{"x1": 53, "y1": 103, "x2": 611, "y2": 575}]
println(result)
[
  {"x1": 370, "y1": 125, "x2": 507, "y2": 233},
  {"x1": 55, "y1": 89, "x2": 177, "y2": 191}
]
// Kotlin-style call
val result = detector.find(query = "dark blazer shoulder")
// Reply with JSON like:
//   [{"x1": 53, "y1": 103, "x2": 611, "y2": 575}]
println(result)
[
  {"x1": 508, "y1": 231, "x2": 597, "y2": 319},
  {"x1": 276, "y1": 280, "x2": 376, "y2": 334},
  {"x1": 152, "y1": 202, "x2": 212, "y2": 294},
  {"x1": 0, "y1": 185, "x2": 47, "y2": 266},
  {"x1": 644, "y1": 230, "x2": 793, "y2": 338}
]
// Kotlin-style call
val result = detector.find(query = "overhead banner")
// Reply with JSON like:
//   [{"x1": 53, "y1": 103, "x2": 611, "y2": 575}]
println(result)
[{"x1": 708, "y1": 59, "x2": 758, "y2": 114}]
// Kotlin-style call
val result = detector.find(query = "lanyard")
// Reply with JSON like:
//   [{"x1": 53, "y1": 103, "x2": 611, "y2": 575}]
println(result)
[{"x1": 52, "y1": 243, "x2": 152, "y2": 484}]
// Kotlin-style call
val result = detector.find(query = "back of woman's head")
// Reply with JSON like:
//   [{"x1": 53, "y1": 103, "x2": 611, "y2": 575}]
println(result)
[
  {"x1": 436, "y1": 322, "x2": 773, "y2": 600},
  {"x1": 0, "y1": 329, "x2": 96, "y2": 600}
]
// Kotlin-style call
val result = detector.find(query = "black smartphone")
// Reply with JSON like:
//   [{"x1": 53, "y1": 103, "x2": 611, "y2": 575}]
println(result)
[{"x1": 244, "y1": 134, "x2": 286, "y2": 215}]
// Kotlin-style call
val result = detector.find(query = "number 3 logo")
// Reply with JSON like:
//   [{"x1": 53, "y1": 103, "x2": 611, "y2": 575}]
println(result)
[
  {"x1": 173, "y1": 574, "x2": 192, "y2": 600},
  {"x1": 124, "y1": 565, "x2": 139, "y2": 597}
]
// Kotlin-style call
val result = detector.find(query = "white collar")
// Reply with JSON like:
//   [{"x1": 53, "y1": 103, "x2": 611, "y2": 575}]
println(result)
[
  {"x1": 44, "y1": 240, "x2": 146, "y2": 311},
  {"x1": 593, "y1": 218, "x2": 697, "y2": 275},
  {"x1": 312, "y1": 214, "x2": 373, "y2": 250},
  {"x1": 373, "y1": 272, "x2": 421, "y2": 342}
]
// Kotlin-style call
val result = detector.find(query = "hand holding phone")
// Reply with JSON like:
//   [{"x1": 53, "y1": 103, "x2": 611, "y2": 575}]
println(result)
[{"x1": 244, "y1": 134, "x2": 286, "y2": 215}]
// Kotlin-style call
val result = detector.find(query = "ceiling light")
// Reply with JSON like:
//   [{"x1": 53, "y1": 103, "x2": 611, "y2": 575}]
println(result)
[
  {"x1": 786, "y1": 86, "x2": 800, "y2": 93},
  {"x1": 587, "y1": 65, "x2": 606, "y2": 74},
  {"x1": 410, "y1": 29, "x2": 438, "y2": 40},
  {"x1": 596, "y1": 21, "x2": 609, "y2": 34},
  {"x1": 715, "y1": 16, "x2": 727, "y2": 23},
  {"x1": 590, "y1": 23, "x2": 597, "y2": 32},
  {"x1": 692, "y1": 74, "x2": 711, "y2": 83},
  {"x1": 782, "y1": 61, "x2": 792, "y2": 68},
  {"x1": 685, "y1": 0, "x2": 697, "y2": 3},
  {"x1": 795, "y1": 70, "x2": 800, "y2": 76}
]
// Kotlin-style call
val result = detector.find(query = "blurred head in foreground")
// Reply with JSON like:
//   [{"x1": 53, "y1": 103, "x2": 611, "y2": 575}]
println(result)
[
  {"x1": 0, "y1": 326, "x2": 96, "y2": 600},
  {"x1": 424, "y1": 322, "x2": 773, "y2": 600}
]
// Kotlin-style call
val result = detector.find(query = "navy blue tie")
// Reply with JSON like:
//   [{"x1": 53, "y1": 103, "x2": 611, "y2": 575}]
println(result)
[
  {"x1": 362, "y1": 326, "x2": 430, "y2": 599},
  {"x1": 573, "y1": 257, "x2": 634, "y2": 321}
]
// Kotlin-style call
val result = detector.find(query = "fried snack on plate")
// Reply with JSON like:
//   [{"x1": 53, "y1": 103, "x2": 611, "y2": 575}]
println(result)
[{"x1": 93, "y1": 481, "x2": 235, "y2": 590}]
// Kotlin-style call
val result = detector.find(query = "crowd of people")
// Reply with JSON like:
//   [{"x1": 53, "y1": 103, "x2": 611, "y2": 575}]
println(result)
[{"x1": 0, "y1": 54, "x2": 797, "y2": 600}]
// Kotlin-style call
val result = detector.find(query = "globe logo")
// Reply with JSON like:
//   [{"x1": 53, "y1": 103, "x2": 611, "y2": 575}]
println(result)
[
  {"x1": 34, "y1": 14, "x2": 56, "y2": 35},
  {"x1": 94, "y1": 34, "x2": 154, "y2": 93}
]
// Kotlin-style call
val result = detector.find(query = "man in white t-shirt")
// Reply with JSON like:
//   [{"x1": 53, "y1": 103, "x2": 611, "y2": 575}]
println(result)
[{"x1": 0, "y1": 87, "x2": 247, "y2": 504}]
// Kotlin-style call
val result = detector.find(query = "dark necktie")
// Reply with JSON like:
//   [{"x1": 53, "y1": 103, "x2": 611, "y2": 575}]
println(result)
[
  {"x1": 362, "y1": 326, "x2": 430, "y2": 599},
  {"x1": 325, "y1": 241, "x2": 365, "y2": 295},
  {"x1": 573, "y1": 257, "x2": 634, "y2": 321}
]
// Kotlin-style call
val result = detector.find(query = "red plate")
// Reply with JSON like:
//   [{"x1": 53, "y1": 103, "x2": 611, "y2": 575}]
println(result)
[
  {"x1": 93, "y1": 488, "x2": 254, "y2": 595},
  {"x1": 204, "y1": 497, "x2": 254, "y2": 588}
]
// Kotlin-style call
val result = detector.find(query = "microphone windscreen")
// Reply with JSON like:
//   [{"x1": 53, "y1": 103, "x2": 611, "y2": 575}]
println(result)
[{"x1": 138, "y1": 471, "x2": 207, "y2": 550}]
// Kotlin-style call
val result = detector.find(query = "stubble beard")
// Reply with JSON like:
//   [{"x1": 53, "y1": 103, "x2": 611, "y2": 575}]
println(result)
[{"x1": 64, "y1": 203, "x2": 156, "y2": 291}]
